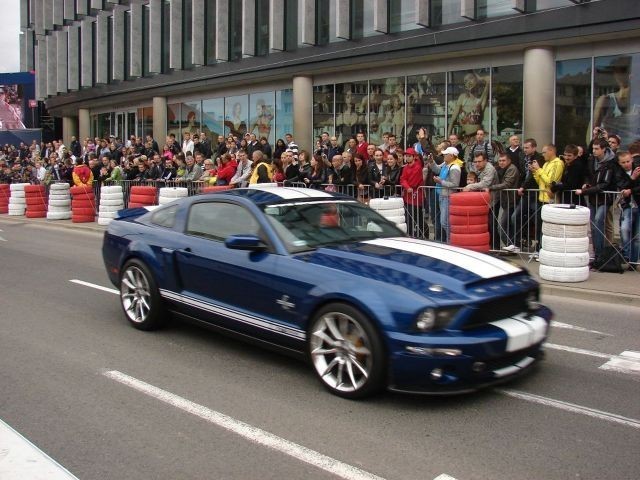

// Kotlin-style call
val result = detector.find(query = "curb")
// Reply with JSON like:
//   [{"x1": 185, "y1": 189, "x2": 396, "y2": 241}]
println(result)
[
  {"x1": 540, "y1": 284, "x2": 640, "y2": 307},
  {"x1": 0, "y1": 215, "x2": 106, "y2": 233}
]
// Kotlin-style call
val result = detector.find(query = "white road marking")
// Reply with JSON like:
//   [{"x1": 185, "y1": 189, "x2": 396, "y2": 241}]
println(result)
[
  {"x1": 433, "y1": 475, "x2": 458, "y2": 480},
  {"x1": 0, "y1": 228, "x2": 6, "y2": 241},
  {"x1": 0, "y1": 418, "x2": 78, "y2": 479},
  {"x1": 69, "y1": 279, "x2": 118, "y2": 295},
  {"x1": 545, "y1": 343, "x2": 611, "y2": 359},
  {"x1": 103, "y1": 370, "x2": 385, "y2": 480},
  {"x1": 498, "y1": 389, "x2": 640, "y2": 430},
  {"x1": 599, "y1": 351, "x2": 640, "y2": 375},
  {"x1": 551, "y1": 321, "x2": 613, "y2": 336}
]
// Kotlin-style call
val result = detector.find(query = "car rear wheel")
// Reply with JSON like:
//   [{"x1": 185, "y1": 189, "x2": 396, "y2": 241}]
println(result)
[
  {"x1": 308, "y1": 304, "x2": 385, "y2": 399},
  {"x1": 120, "y1": 260, "x2": 164, "y2": 330}
]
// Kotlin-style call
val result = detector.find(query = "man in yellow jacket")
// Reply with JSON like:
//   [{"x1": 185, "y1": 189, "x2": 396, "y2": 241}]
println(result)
[
  {"x1": 530, "y1": 144, "x2": 564, "y2": 254},
  {"x1": 248, "y1": 151, "x2": 274, "y2": 184}
]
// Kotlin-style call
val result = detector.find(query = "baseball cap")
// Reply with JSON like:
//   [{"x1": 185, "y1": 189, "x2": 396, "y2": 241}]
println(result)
[
  {"x1": 404, "y1": 147, "x2": 419, "y2": 156},
  {"x1": 441, "y1": 146, "x2": 459, "y2": 156}
]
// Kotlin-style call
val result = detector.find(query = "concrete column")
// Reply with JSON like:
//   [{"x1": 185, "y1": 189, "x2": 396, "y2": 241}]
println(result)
[
  {"x1": 153, "y1": 96, "x2": 168, "y2": 145},
  {"x1": 242, "y1": 0, "x2": 255, "y2": 56},
  {"x1": 130, "y1": 1, "x2": 143, "y2": 77},
  {"x1": 56, "y1": 29, "x2": 68, "y2": 93},
  {"x1": 512, "y1": 0, "x2": 526, "y2": 12},
  {"x1": 35, "y1": 37, "x2": 47, "y2": 100},
  {"x1": 79, "y1": 108, "x2": 91, "y2": 142},
  {"x1": 373, "y1": 0, "x2": 388, "y2": 33},
  {"x1": 20, "y1": 0, "x2": 29, "y2": 28},
  {"x1": 53, "y1": 0, "x2": 64, "y2": 25},
  {"x1": 96, "y1": 12, "x2": 108, "y2": 84},
  {"x1": 269, "y1": 0, "x2": 284, "y2": 51},
  {"x1": 62, "y1": 116, "x2": 78, "y2": 147},
  {"x1": 461, "y1": 0, "x2": 476, "y2": 20},
  {"x1": 417, "y1": 0, "x2": 431, "y2": 27},
  {"x1": 149, "y1": 0, "x2": 162, "y2": 73},
  {"x1": 192, "y1": 0, "x2": 205, "y2": 65},
  {"x1": 91, "y1": 0, "x2": 103, "y2": 10},
  {"x1": 300, "y1": 0, "x2": 315, "y2": 45},
  {"x1": 64, "y1": 0, "x2": 76, "y2": 21},
  {"x1": 20, "y1": 29, "x2": 34, "y2": 72},
  {"x1": 68, "y1": 24, "x2": 80, "y2": 90},
  {"x1": 336, "y1": 0, "x2": 350, "y2": 40},
  {"x1": 44, "y1": 0, "x2": 53, "y2": 31},
  {"x1": 215, "y1": 0, "x2": 228, "y2": 61},
  {"x1": 169, "y1": 0, "x2": 183, "y2": 69},
  {"x1": 80, "y1": 18, "x2": 94, "y2": 88},
  {"x1": 293, "y1": 75, "x2": 313, "y2": 153},
  {"x1": 46, "y1": 34, "x2": 57, "y2": 97},
  {"x1": 523, "y1": 46, "x2": 555, "y2": 146},
  {"x1": 112, "y1": 6, "x2": 124, "y2": 80},
  {"x1": 34, "y1": 0, "x2": 44, "y2": 35},
  {"x1": 77, "y1": 0, "x2": 89, "y2": 16}
]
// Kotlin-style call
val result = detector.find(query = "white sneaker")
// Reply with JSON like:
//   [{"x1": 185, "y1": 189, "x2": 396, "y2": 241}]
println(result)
[{"x1": 502, "y1": 244, "x2": 520, "y2": 253}]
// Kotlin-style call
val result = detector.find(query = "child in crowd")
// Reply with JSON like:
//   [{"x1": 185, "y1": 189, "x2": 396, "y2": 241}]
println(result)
[{"x1": 466, "y1": 171, "x2": 477, "y2": 185}]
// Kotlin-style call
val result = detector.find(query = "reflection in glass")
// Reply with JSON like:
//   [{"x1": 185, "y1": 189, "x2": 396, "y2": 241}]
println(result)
[
  {"x1": 533, "y1": 0, "x2": 571, "y2": 10},
  {"x1": 335, "y1": 82, "x2": 367, "y2": 146},
  {"x1": 594, "y1": 54, "x2": 640, "y2": 145},
  {"x1": 477, "y1": 0, "x2": 517, "y2": 19},
  {"x1": 351, "y1": 0, "x2": 377, "y2": 40},
  {"x1": 390, "y1": 0, "x2": 418, "y2": 33},
  {"x1": 256, "y1": 0, "x2": 270, "y2": 56},
  {"x1": 313, "y1": 85, "x2": 334, "y2": 141},
  {"x1": 249, "y1": 91, "x2": 275, "y2": 144},
  {"x1": 205, "y1": 0, "x2": 216, "y2": 65},
  {"x1": 276, "y1": 89, "x2": 293, "y2": 143},
  {"x1": 229, "y1": 0, "x2": 242, "y2": 60},
  {"x1": 491, "y1": 65, "x2": 523, "y2": 146},
  {"x1": 448, "y1": 69, "x2": 491, "y2": 142},
  {"x1": 317, "y1": 0, "x2": 339, "y2": 45},
  {"x1": 224, "y1": 95, "x2": 248, "y2": 137},
  {"x1": 431, "y1": 0, "x2": 471, "y2": 26},
  {"x1": 408, "y1": 73, "x2": 446, "y2": 147},
  {"x1": 555, "y1": 58, "x2": 591, "y2": 149},
  {"x1": 167, "y1": 103, "x2": 181, "y2": 139},
  {"x1": 181, "y1": 102, "x2": 201, "y2": 135},
  {"x1": 369, "y1": 77, "x2": 405, "y2": 146},
  {"x1": 183, "y1": 0, "x2": 193, "y2": 69},
  {"x1": 202, "y1": 97, "x2": 224, "y2": 140}
]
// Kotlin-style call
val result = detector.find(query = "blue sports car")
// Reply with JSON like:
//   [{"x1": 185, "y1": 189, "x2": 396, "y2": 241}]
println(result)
[{"x1": 102, "y1": 187, "x2": 552, "y2": 398}]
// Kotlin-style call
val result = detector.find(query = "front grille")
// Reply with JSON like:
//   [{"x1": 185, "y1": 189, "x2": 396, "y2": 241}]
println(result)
[
  {"x1": 463, "y1": 290, "x2": 533, "y2": 329},
  {"x1": 481, "y1": 345, "x2": 540, "y2": 371}
]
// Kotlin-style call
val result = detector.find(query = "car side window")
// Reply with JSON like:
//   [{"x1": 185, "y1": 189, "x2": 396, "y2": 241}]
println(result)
[
  {"x1": 150, "y1": 204, "x2": 178, "y2": 229},
  {"x1": 186, "y1": 202, "x2": 260, "y2": 241}
]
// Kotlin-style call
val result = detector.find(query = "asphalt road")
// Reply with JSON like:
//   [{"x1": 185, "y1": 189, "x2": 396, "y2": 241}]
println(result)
[{"x1": 1, "y1": 219, "x2": 639, "y2": 480}]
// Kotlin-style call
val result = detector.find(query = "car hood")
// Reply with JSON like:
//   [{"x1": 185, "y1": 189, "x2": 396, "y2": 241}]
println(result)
[{"x1": 295, "y1": 237, "x2": 527, "y2": 301}]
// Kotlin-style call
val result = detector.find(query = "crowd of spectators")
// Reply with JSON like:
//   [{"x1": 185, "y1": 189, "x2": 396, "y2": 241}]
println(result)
[{"x1": 1, "y1": 125, "x2": 638, "y2": 266}]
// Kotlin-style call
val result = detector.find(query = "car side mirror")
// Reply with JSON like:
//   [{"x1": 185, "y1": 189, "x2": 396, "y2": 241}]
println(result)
[{"x1": 225, "y1": 234, "x2": 267, "y2": 252}]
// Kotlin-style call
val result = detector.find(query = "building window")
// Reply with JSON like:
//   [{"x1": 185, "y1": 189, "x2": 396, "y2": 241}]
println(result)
[
  {"x1": 533, "y1": 0, "x2": 572, "y2": 11},
  {"x1": 167, "y1": 103, "x2": 181, "y2": 140},
  {"x1": 108, "y1": 16, "x2": 113, "y2": 82},
  {"x1": 224, "y1": 95, "x2": 249, "y2": 137},
  {"x1": 492, "y1": 65, "x2": 523, "y2": 145},
  {"x1": 162, "y1": 0, "x2": 170, "y2": 72},
  {"x1": 408, "y1": 73, "x2": 447, "y2": 148},
  {"x1": 142, "y1": 5, "x2": 150, "y2": 76},
  {"x1": 431, "y1": 0, "x2": 471, "y2": 26},
  {"x1": 205, "y1": 0, "x2": 216, "y2": 65},
  {"x1": 229, "y1": 0, "x2": 243, "y2": 60},
  {"x1": 202, "y1": 97, "x2": 224, "y2": 140},
  {"x1": 183, "y1": 0, "x2": 194, "y2": 69},
  {"x1": 276, "y1": 89, "x2": 293, "y2": 143},
  {"x1": 313, "y1": 85, "x2": 334, "y2": 140},
  {"x1": 316, "y1": 0, "x2": 339, "y2": 45},
  {"x1": 447, "y1": 69, "x2": 491, "y2": 143},
  {"x1": 390, "y1": 0, "x2": 418, "y2": 33},
  {"x1": 369, "y1": 77, "x2": 405, "y2": 147},
  {"x1": 249, "y1": 92, "x2": 276, "y2": 144},
  {"x1": 477, "y1": 0, "x2": 517, "y2": 19},
  {"x1": 555, "y1": 58, "x2": 591, "y2": 151},
  {"x1": 124, "y1": 10, "x2": 131, "y2": 80},
  {"x1": 285, "y1": 0, "x2": 298, "y2": 50},
  {"x1": 256, "y1": 0, "x2": 270, "y2": 56},
  {"x1": 351, "y1": 0, "x2": 377, "y2": 40},
  {"x1": 182, "y1": 101, "x2": 202, "y2": 135},
  {"x1": 335, "y1": 82, "x2": 367, "y2": 144}
]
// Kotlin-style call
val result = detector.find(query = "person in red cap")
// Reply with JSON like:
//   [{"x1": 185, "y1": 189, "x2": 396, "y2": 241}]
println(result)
[
  {"x1": 72, "y1": 159, "x2": 94, "y2": 186},
  {"x1": 400, "y1": 147, "x2": 426, "y2": 237}
]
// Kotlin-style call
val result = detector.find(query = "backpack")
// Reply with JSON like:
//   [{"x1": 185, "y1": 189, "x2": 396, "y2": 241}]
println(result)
[{"x1": 593, "y1": 245, "x2": 625, "y2": 273}]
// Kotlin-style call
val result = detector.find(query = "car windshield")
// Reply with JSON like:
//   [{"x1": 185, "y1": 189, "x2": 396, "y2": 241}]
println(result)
[{"x1": 262, "y1": 200, "x2": 404, "y2": 253}]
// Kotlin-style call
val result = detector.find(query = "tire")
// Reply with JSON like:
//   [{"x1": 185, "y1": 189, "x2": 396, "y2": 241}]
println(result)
[
  {"x1": 47, "y1": 211, "x2": 71, "y2": 220},
  {"x1": 25, "y1": 197, "x2": 47, "y2": 206},
  {"x1": 97, "y1": 217, "x2": 113, "y2": 226},
  {"x1": 71, "y1": 193, "x2": 96, "y2": 201},
  {"x1": 127, "y1": 202, "x2": 145, "y2": 209},
  {"x1": 71, "y1": 215, "x2": 95, "y2": 223},
  {"x1": 99, "y1": 198, "x2": 124, "y2": 206},
  {"x1": 450, "y1": 224, "x2": 488, "y2": 234},
  {"x1": 130, "y1": 185, "x2": 157, "y2": 196},
  {"x1": 70, "y1": 185, "x2": 94, "y2": 195},
  {"x1": 539, "y1": 249, "x2": 590, "y2": 268},
  {"x1": 541, "y1": 222, "x2": 589, "y2": 238},
  {"x1": 101, "y1": 185, "x2": 123, "y2": 194},
  {"x1": 368, "y1": 197, "x2": 404, "y2": 210},
  {"x1": 26, "y1": 206, "x2": 47, "y2": 214},
  {"x1": 9, "y1": 183, "x2": 29, "y2": 191},
  {"x1": 10, "y1": 191, "x2": 26, "y2": 198},
  {"x1": 8, "y1": 209, "x2": 25, "y2": 216},
  {"x1": 449, "y1": 214, "x2": 488, "y2": 226},
  {"x1": 50, "y1": 183, "x2": 70, "y2": 191},
  {"x1": 540, "y1": 204, "x2": 590, "y2": 225},
  {"x1": 98, "y1": 211, "x2": 118, "y2": 219},
  {"x1": 308, "y1": 303, "x2": 385, "y2": 399},
  {"x1": 375, "y1": 207, "x2": 405, "y2": 218},
  {"x1": 539, "y1": 264, "x2": 589, "y2": 283},
  {"x1": 48, "y1": 205, "x2": 72, "y2": 213},
  {"x1": 119, "y1": 259, "x2": 164, "y2": 330},
  {"x1": 101, "y1": 192, "x2": 125, "y2": 201},
  {"x1": 9, "y1": 197, "x2": 26, "y2": 205},
  {"x1": 450, "y1": 191, "x2": 491, "y2": 207},
  {"x1": 25, "y1": 210, "x2": 47, "y2": 218},
  {"x1": 396, "y1": 222, "x2": 407, "y2": 234},
  {"x1": 49, "y1": 199, "x2": 71, "y2": 207},
  {"x1": 99, "y1": 204, "x2": 122, "y2": 213},
  {"x1": 48, "y1": 192, "x2": 71, "y2": 200},
  {"x1": 72, "y1": 199, "x2": 97, "y2": 209},
  {"x1": 129, "y1": 193, "x2": 156, "y2": 204},
  {"x1": 541, "y1": 235, "x2": 589, "y2": 253},
  {"x1": 449, "y1": 204, "x2": 490, "y2": 216},
  {"x1": 450, "y1": 232, "x2": 490, "y2": 246},
  {"x1": 72, "y1": 207, "x2": 97, "y2": 216},
  {"x1": 24, "y1": 185, "x2": 46, "y2": 194},
  {"x1": 159, "y1": 187, "x2": 188, "y2": 198},
  {"x1": 158, "y1": 197, "x2": 178, "y2": 205},
  {"x1": 384, "y1": 215, "x2": 405, "y2": 225}
]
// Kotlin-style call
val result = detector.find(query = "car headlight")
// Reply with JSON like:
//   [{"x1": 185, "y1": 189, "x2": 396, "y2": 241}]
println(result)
[{"x1": 415, "y1": 307, "x2": 460, "y2": 331}]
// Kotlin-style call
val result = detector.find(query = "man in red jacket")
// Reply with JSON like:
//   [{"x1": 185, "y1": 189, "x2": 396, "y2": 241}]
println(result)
[
  {"x1": 400, "y1": 147, "x2": 426, "y2": 238},
  {"x1": 355, "y1": 132, "x2": 370, "y2": 161}
]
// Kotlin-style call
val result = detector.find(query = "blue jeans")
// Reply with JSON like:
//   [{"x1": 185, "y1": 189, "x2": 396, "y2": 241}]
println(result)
[
  {"x1": 590, "y1": 203, "x2": 608, "y2": 259},
  {"x1": 429, "y1": 191, "x2": 442, "y2": 241},
  {"x1": 620, "y1": 206, "x2": 640, "y2": 262},
  {"x1": 439, "y1": 196, "x2": 450, "y2": 243}
]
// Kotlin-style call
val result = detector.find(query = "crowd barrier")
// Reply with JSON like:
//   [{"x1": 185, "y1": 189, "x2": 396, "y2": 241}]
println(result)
[{"x1": 2, "y1": 179, "x2": 637, "y2": 266}]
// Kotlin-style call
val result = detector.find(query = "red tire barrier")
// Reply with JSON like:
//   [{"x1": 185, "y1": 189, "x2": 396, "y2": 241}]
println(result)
[
  {"x1": 72, "y1": 199, "x2": 96, "y2": 209},
  {"x1": 70, "y1": 185, "x2": 93, "y2": 195},
  {"x1": 25, "y1": 210, "x2": 47, "y2": 218},
  {"x1": 129, "y1": 193, "x2": 156, "y2": 204},
  {"x1": 126, "y1": 202, "x2": 145, "y2": 209},
  {"x1": 24, "y1": 185, "x2": 46, "y2": 194},
  {"x1": 72, "y1": 207, "x2": 96, "y2": 216},
  {"x1": 201, "y1": 186, "x2": 232, "y2": 193},
  {"x1": 450, "y1": 224, "x2": 488, "y2": 235},
  {"x1": 450, "y1": 191, "x2": 491, "y2": 207},
  {"x1": 449, "y1": 214, "x2": 487, "y2": 226},
  {"x1": 449, "y1": 204, "x2": 489, "y2": 216},
  {"x1": 130, "y1": 186, "x2": 157, "y2": 196},
  {"x1": 72, "y1": 214, "x2": 95, "y2": 223},
  {"x1": 450, "y1": 232, "x2": 490, "y2": 246},
  {"x1": 26, "y1": 197, "x2": 48, "y2": 206}
]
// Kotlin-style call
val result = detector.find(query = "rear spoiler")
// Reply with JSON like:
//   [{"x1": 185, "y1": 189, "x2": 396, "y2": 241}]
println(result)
[{"x1": 115, "y1": 205, "x2": 159, "y2": 220}]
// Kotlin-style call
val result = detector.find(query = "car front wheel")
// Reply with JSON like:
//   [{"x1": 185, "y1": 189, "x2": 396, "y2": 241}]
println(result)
[
  {"x1": 308, "y1": 304, "x2": 385, "y2": 399},
  {"x1": 119, "y1": 259, "x2": 164, "y2": 330}
]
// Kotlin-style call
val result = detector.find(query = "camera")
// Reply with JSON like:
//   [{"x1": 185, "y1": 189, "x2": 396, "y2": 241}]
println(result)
[{"x1": 550, "y1": 181, "x2": 563, "y2": 193}]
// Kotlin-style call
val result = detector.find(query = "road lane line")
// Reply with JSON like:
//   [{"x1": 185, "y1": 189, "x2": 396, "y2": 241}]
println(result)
[
  {"x1": 433, "y1": 475, "x2": 458, "y2": 480},
  {"x1": 550, "y1": 321, "x2": 613, "y2": 336},
  {"x1": 103, "y1": 370, "x2": 385, "y2": 480},
  {"x1": 0, "y1": 418, "x2": 79, "y2": 479},
  {"x1": 498, "y1": 389, "x2": 640, "y2": 430},
  {"x1": 599, "y1": 351, "x2": 640, "y2": 375},
  {"x1": 69, "y1": 279, "x2": 118, "y2": 295},
  {"x1": 545, "y1": 343, "x2": 611, "y2": 359}
]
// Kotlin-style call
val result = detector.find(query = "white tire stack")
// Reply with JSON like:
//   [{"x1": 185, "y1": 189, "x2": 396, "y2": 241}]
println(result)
[
  {"x1": 539, "y1": 204, "x2": 590, "y2": 283},
  {"x1": 369, "y1": 197, "x2": 407, "y2": 233},
  {"x1": 8, "y1": 183, "x2": 29, "y2": 216},
  {"x1": 47, "y1": 183, "x2": 72, "y2": 220},
  {"x1": 158, "y1": 187, "x2": 188, "y2": 205},
  {"x1": 98, "y1": 185, "x2": 125, "y2": 226}
]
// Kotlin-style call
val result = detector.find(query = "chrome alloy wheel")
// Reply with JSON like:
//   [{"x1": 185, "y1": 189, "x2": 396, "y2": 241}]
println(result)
[
  {"x1": 120, "y1": 265, "x2": 152, "y2": 324},
  {"x1": 310, "y1": 312, "x2": 373, "y2": 393}
]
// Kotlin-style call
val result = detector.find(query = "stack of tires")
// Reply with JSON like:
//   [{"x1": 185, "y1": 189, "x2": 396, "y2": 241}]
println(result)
[
  {"x1": 128, "y1": 185, "x2": 157, "y2": 208},
  {"x1": 201, "y1": 186, "x2": 232, "y2": 194},
  {"x1": 8, "y1": 183, "x2": 29, "y2": 216},
  {"x1": 98, "y1": 185, "x2": 125, "y2": 226},
  {"x1": 539, "y1": 204, "x2": 590, "y2": 282},
  {"x1": 70, "y1": 185, "x2": 97, "y2": 223},
  {"x1": 0, "y1": 184, "x2": 9, "y2": 214},
  {"x1": 158, "y1": 187, "x2": 188, "y2": 205},
  {"x1": 24, "y1": 185, "x2": 48, "y2": 218},
  {"x1": 449, "y1": 191, "x2": 491, "y2": 252},
  {"x1": 369, "y1": 197, "x2": 407, "y2": 233},
  {"x1": 47, "y1": 183, "x2": 72, "y2": 220}
]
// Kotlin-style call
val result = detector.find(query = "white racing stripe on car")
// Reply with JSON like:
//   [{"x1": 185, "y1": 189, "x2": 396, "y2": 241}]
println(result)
[
  {"x1": 489, "y1": 314, "x2": 548, "y2": 353},
  {"x1": 160, "y1": 289, "x2": 306, "y2": 340},
  {"x1": 363, "y1": 238, "x2": 520, "y2": 279},
  {"x1": 253, "y1": 187, "x2": 333, "y2": 200},
  {"x1": 103, "y1": 370, "x2": 386, "y2": 480}
]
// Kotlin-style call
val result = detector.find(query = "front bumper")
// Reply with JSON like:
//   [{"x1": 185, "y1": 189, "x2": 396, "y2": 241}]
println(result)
[{"x1": 386, "y1": 305, "x2": 552, "y2": 394}]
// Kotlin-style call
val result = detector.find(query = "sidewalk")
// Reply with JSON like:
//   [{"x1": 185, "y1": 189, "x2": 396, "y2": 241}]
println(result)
[{"x1": 1, "y1": 215, "x2": 639, "y2": 306}]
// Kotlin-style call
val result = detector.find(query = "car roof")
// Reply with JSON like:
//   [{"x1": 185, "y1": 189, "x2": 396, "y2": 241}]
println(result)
[{"x1": 202, "y1": 186, "x2": 354, "y2": 206}]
